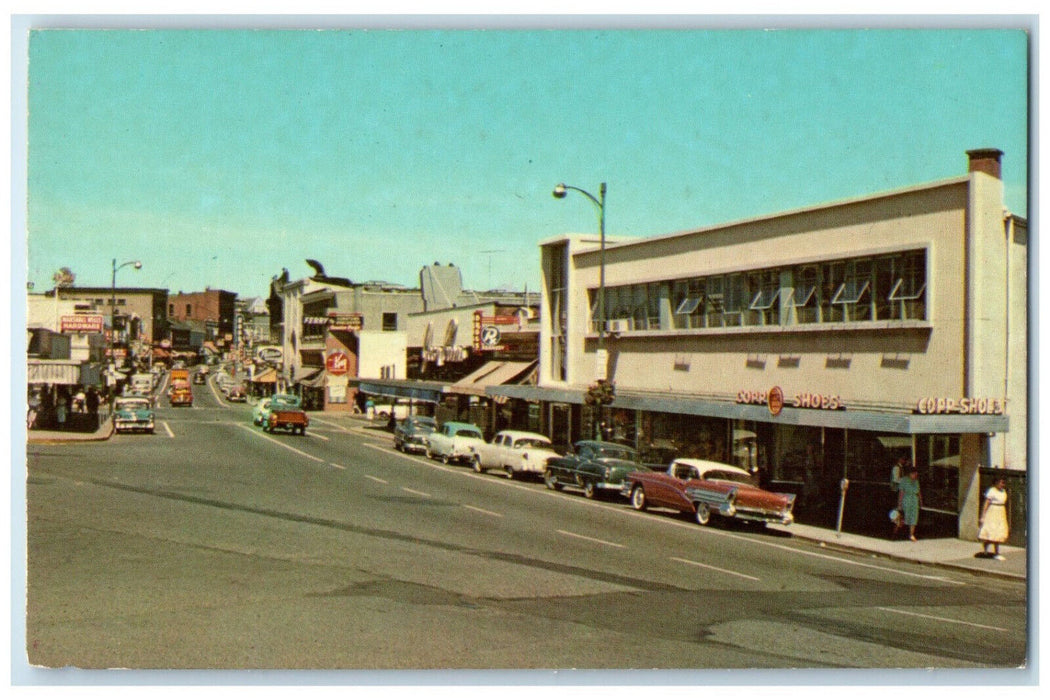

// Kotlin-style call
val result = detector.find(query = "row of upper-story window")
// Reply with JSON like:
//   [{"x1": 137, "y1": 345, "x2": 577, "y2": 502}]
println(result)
[{"x1": 586, "y1": 249, "x2": 927, "y2": 332}]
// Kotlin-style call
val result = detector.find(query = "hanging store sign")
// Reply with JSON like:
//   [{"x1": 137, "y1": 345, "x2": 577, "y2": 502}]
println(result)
[
  {"x1": 472, "y1": 311, "x2": 525, "y2": 351},
  {"x1": 60, "y1": 315, "x2": 104, "y2": 333},
  {"x1": 916, "y1": 397, "x2": 1006, "y2": 415},
  {"x1": 737, "y1": 387, "x2": 844, "y2": 412}
]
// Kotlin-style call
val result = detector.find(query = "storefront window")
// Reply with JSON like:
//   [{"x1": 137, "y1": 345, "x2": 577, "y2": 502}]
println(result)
[
  {"x1": 916, "y1": 434, "x2": 960, "y2": 513},
  {"x1": 637, "y1": 412, "x2": 731, "y2": 465},
  {"x1": 845, "y1": 431, "x2": 913, "y2": 484}
]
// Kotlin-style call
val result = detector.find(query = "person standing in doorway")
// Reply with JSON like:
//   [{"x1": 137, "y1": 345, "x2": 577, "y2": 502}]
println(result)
[
  {"x1": 890, "y1": 456, "x2": 907, "y2": 494},
  {"x1": 978, "y1": 476, "x2": 1010, "y2": 560},
  {"x1": 86, "y1": 388, "x2": 100, "y2": 430},
  {"x1": 55, "y1": 395, "x2": 68, "y2": 430},
  {"x1": 893, "y1": 466, "x2": 922, "y2": 541}
]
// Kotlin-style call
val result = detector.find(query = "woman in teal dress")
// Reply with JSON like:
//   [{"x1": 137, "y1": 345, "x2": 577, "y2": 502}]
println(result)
[{"x1": 894, "y1": 467, "x2": 922, "y2": 541}]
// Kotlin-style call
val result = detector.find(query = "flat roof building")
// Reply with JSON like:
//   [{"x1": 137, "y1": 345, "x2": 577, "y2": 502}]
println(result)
[{"x1": 492, "y1": 148, "x2": 1027, "y2": 543}]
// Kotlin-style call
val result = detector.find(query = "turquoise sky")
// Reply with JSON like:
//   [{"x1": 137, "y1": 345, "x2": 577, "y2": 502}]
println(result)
[{"x1": 23, "y1": 28, "x2": 1029, "y2": 299}]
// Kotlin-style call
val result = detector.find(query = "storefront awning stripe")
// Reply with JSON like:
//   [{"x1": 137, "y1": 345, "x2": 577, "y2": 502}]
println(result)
[
  {"x1": 450, "y1": 360, "x2": 535, "y2": 396},
  {"x1": 27, "y1": 361, "x2": 81, "y2": 385}
]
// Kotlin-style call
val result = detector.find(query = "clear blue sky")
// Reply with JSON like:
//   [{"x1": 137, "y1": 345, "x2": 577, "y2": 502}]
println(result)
[{"x1": 22, "y1": 27, "x2": 1029, "y2": 300}]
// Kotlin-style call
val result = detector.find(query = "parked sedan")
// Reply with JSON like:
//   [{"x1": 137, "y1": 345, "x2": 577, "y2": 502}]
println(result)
[
  {"x1": 544, "y1": 440, "x2": 647, "y2": 498},
  {"x1": 425, "y1": 421, "x2": 485, "y2": 465},
  {"x1": 623, "y1": 458, "x2": 796, "y2": 526},
  {"x1": 469, "y1": 430, "x2": 561, "y2": 479},
  {"x1": 393, "y1": 416, "x2": 437, "y2": 453}
]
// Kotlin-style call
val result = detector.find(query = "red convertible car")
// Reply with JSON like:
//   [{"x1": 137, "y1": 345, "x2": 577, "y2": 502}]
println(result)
[{"x1": 622, "y1": 458, "x2": 795, "y2": 526}]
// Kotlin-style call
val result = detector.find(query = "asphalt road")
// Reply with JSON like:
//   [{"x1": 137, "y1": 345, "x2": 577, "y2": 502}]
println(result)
[{"x1": 24, "y1": 376, "x2": 1029, "y2": 671}]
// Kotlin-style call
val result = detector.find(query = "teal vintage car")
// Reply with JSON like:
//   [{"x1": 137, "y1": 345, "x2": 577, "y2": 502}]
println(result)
[{"x1": 113, "y1": 396, "x2": 155, "y2": 434}]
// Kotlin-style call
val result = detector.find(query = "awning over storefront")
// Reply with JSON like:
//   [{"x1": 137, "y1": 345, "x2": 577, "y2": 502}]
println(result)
[
  {"x1": 356, "y1": 378, "x2": 451, "y2": 404},
  {"x1": 297, "y1": 368, "x2": 326, "y2": 388},
  {"x1": 450, "y1": 360, "x2": 537, "y2": 396},
  {"x1": 27, "y1": 360, "x2": 81, "y2": 385},
  {"x1": 486, "y1": 384, "x2": 1010, "y2": 435},
  {"x1": 252, "y1": 368, "x2": 278, "y2": 383}
]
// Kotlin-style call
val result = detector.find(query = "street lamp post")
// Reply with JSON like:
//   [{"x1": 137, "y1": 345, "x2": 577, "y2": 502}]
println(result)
[
  {"x1": 109, "y1": 258, "x2": 142, "y2": 384},
  {"x1": 553, "y1": 182, "x2": 609, "y2": 439},
  {"x1": 553, "y1": 181, "x2": 607, "y2": 350}
]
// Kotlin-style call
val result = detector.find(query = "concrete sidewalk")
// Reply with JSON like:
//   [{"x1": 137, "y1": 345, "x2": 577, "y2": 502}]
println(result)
[
  {"x1": 28, "y1": 409, "x2": 1027, "y2": 582},
  {"x1": 27, "y1": 416, "x2": 114, "y2": 444},
  {"x1": 767, "y1": 522, "x2": 1027, "y2": 581}
]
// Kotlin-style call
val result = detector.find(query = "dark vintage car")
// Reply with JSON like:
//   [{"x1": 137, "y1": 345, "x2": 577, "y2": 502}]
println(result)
[
  {"x1": 622, "y1": 458, "x2": 796, "y2": 526},
  {"x1": 393, "y1": 416, "x2": 437, "y2": 454},
  {"x1": 544, "y1": 440, "x2": 647, "y2": 499},
  {"x1": 226, "y1": 385, "x2": 247, "y2": 402}
]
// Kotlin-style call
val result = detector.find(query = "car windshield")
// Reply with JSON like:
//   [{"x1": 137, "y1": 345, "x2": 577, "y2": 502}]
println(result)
[
  {"x1": 515, "y1": 438, "x2": 551, "y2": 449},
  {"x1": 117, "y1": 399, "x2": 150, "y2": 411},
  {"x1": 455, "y1": 428, "x2": 482, "y2": 438}
]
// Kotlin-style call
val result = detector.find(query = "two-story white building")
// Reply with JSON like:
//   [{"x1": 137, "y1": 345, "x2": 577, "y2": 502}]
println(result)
[{"x1": 491, "y1": 148, "x2": 1027, "y2": 543}]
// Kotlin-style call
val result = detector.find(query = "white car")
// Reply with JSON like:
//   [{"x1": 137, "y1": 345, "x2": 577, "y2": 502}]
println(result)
[
  {"x1": 469, "y1": 430, "x2": 561, "y2": 479},
  {"x1": 425, "y1": 421, "x2": 485, "y2": 466}
]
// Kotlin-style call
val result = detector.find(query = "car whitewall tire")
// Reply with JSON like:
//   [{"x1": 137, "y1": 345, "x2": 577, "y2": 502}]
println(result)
[
  {"x1": 695, "y1": 502, "x2": 711, "y2": 526},
  {"x1": 631, "y1": 485, "x2": 647, "y2": 511},
  {"x1": 544, "y1": 469, "x2": 561, "y2": 491}
]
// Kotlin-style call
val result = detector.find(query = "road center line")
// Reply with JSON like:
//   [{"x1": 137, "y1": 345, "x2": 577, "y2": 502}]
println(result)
[
  {"x1": 162, "y1": 421, "x2": 175, "y2": 438},
  {"x1": 876, "y1": 606, "x2": 1010, "y2": 632},
  {"x1": 670, "y1": 556, "x2": 761, "y2": 581},
  {"x1": 364, "y1": 475, "x2": 387, "y2": 484},
  {"x1": 207, "y1": 376, "x2": 226, "y2": 405},
  {"x1": 556, "y1": 529, "x2": 624, "y2": 548},
  {"x1": 308, "y1": 432, "x2": 329, "y2": 441},
  {"x1": 328, "y1": 462, "x2": 347, "y2": 470},
  {"x1": 237, "y1": 424, "x2": 325, "y2": 463},
  {"x1": 463, "y1": 504, "x2": 503, "y2": 518},
  {"x1": 401, "y1": 487, "x2": 431, "y2": 498}
]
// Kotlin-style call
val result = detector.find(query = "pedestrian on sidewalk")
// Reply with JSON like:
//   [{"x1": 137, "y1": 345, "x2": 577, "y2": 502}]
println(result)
[
  {"x1": 978, "y1": 476, "x2": 1010, "y2": 560},
  {"x1": 893, "y1": 465, "x2": 922, "y2": 541}
]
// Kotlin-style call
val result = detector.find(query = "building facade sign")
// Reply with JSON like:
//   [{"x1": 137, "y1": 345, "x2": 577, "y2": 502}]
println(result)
[
  {"x1": 737, "y1": 388, "x2": 844, "y2": 411},
  {"x1": 916, "y1": 397, "x2": 1006, "y2": 415},
  {"x1": 325, "y1": 351, "x2": 350, "y2": 375},
  {"x1": 328, "y1": 312, "x2": 364, "y2": 331},
  {"x1": 61, "y1": 315, "x2": 104, "y2": 333}
]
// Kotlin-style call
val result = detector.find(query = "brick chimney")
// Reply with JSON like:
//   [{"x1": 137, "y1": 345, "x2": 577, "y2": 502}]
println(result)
[{"x1": 966, "y1": 148, "x2": 1004, "y2": 179}]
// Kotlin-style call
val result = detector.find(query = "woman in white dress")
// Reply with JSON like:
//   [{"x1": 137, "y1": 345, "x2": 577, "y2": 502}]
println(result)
[{"x1": 978, "y1": 477, "x2": 1010, "y2": 560}]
